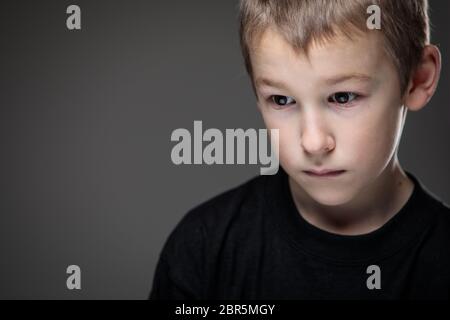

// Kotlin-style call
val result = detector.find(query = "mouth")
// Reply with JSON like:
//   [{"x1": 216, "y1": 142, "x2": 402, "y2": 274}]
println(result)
[{"x1": 303, "y1": 169, "x2": 346, "y2": 177}]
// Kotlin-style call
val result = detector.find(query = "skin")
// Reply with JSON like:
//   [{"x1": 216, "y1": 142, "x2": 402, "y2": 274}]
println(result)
[{"x1": 250, "y1": 27, "x2": 441, "y2": 235}]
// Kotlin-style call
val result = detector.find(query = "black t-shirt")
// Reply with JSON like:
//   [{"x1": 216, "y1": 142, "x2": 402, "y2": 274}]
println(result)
[{"x1": 150, "y1": 168, "x2": 450, "y2": 299}]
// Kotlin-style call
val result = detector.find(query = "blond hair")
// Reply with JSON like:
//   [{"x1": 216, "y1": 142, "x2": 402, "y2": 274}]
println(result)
[{"x1": 238, "y1": 0, "x2": 430, "y2": 97}]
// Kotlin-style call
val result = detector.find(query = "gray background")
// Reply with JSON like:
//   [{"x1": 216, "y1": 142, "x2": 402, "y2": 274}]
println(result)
[{"x1": 0, "y1": 0, "x2": 448, "y2": 299}]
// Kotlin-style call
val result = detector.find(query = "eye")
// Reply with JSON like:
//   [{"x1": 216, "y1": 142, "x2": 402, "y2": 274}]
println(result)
[
  {"x1": 328, "y1": 92, "x2": 359, "y2": 106},
  {"x1": 269, "y1": 95, "x2": 296, "y2": 107}
]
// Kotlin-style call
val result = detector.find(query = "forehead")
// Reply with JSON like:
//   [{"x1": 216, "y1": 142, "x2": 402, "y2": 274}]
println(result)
[{"x1": 251, "y1": 27, "x2": 388, "y2": 88}]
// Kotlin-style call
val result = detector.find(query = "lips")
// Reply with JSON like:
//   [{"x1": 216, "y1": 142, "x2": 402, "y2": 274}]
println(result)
[{"x1": 303, "y1": 169, "x2": 346, "y2": 177}]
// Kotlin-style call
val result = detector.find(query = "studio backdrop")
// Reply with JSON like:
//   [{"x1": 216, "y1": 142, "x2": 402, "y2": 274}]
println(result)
[{"x1": 0, "y1": 0, "x2": 449, "y2": 299}]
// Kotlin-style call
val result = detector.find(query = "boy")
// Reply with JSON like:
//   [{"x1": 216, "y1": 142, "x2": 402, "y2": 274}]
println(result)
[{"x1": 150, "y1": 0, "x2": 449, "y2": 299}]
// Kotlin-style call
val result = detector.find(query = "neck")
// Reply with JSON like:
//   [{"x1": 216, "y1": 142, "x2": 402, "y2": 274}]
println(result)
[{"x1": 288, "y1": 157, "x2": 414, "y2": 236}]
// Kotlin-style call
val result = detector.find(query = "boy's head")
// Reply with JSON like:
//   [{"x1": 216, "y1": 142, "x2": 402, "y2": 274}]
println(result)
[{"x1": 238, "y1": 0, "x2": 441, "y2": 206}]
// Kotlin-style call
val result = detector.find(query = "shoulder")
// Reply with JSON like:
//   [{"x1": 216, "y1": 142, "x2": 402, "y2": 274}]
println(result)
[
  {"x1": 161, "y1": 173, "x2": 270, "y2": 256},
  {"x1": 419, "y1": 182, "x2": 450, "y2": 226},
  {"x1": 152, "y1": 174, "x2": 271, "y2": 299},
  {"x1": 407, "y1": 170, "x2": 450, "y2": 228},
  {"x1": 151, "y1": 173, "x2": 277, "y2": 299},
  {"x1": 174, "y1": 173, "x2": 269, "y2": 241},
  {"x1": 430, "y1": 196, "x2": 450, "y2": 233},
  {"x1": 414, "y1": 178, "x2": 450, "y2": 251},
  {"x1": 412, "y1": 182, "x2": 450, "y2": 285},
  {"x1": 191, "y1": 174, "x2": 267, "y2": 219}
]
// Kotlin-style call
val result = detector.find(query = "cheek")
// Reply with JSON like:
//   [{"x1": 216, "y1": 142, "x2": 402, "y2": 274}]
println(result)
[
  {"x1": 262, "y1": 114, "x2": 302, "y2": 166},
  {"x1": 346, "y1": 103, "x2": 403, "y2": 169},
  {"x1": 279, "y1": 128, "x2": 304, "y2": 171}
]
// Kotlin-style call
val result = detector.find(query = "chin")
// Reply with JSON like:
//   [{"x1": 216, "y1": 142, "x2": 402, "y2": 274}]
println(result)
[{"x1": 306, "y1": 188, "x2": 355, "y2": 207}]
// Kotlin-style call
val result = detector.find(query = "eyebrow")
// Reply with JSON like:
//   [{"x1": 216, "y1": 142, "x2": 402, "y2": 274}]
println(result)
[
  {"x1": 255, "y1": 73, "x2": 373, "y2": 89},
  {"x1": 324, "y1": 73, "x2": 373, "y2": 85}
]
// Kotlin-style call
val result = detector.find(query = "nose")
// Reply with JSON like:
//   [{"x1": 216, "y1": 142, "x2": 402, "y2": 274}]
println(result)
[{"x1": 300, "y1": 115, "x2": 335, "y2": 156}]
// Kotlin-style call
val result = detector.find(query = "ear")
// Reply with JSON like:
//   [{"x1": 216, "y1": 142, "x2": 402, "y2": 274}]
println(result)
[{"x1": 404, "y1": 45, "x2": 442, "y2": 111}]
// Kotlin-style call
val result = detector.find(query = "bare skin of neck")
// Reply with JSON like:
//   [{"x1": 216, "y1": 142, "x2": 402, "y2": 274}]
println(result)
[{"x1": 288, "y1": 159, "x2": 415, "y2": 236}]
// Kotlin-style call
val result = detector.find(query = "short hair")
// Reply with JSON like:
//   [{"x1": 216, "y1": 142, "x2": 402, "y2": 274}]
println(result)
[{"x1": 238, "y1": 0, "x2": 430, "y2": 97}]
